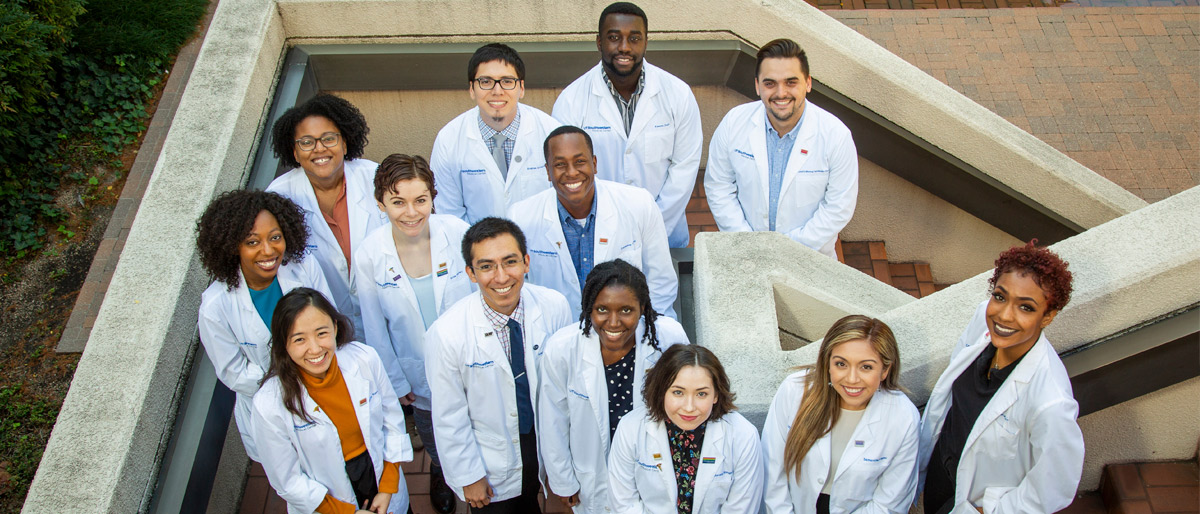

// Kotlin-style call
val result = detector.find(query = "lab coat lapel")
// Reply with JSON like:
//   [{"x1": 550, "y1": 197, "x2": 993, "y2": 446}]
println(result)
[
  {"x1": 589, "y1": 67, "x2": 628, "y2": 144},
  {"x1": 779, "y1": 106, "x2": 817, "y2": 200},
  {"x1": 511, "y1": 105, "x2": 541, "y2": 189},
  {"x1": 346, "y1": 168, "x2": 374, "y2": 250},
  {"x1": 466, "y1": 108, "x2": 505, "y2": 184},
  {"x1": 542, "y1": 197, "x2": 580, "y2": 291},
  {"x1": 233, "y1": 269, "x2": 271, "y2": 345},
  {"x1": 429, "y1": 218, "x2": 452, "y2": 310},
  {"x1": 471, "y1": 300, "x2": 514, "y2": 377},
  {"x1": 646, "y1": 419, "x2": 678, "y2": 506},
  {"x1": 522, "y1": 291, "x2": 544, "y2": 395},
  {"x1": 834, "y1": 398, "x2": 881, "y2": 481},
  {"x1": 961, "y1": 337, "x2": 1044, "y2": 458},
  {"x1": 749, "y1": 108, "x2": 770, "y2": 207},
  {"x1": 580, "y1": 331, "x2": 609, "y2": 450},
  {"x1": 342, "y1": 356, "x2": 373, "y2": 444},
  {"x1": 692, "y1": 419, "x2": 726, "y2": 514},
  {"x1": 383, "y1": 230, "x2": 422, "y2": 316},
  {"x1": 592, "y1": 184, "x2": 620, "y2": 262},
  {"x1": 626, "y1": 69, "x2": 662, "y2": 144},
  {"x1": 291, "y1": 173, "x2": 342, "y2": 267}
]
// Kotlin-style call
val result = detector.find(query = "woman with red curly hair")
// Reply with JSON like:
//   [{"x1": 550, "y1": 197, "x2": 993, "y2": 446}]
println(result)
[{"x1": 917, "y1": 241, "x2": 1084, "y2": 514}]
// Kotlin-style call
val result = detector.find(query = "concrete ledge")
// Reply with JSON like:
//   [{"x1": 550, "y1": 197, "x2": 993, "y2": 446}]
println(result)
[
  {"x1": 24, "y1": 0, "x2": 286, "y2": 511},
  {"x1": 694, "y1": 187, "x2": 1199, "y2": 486}
]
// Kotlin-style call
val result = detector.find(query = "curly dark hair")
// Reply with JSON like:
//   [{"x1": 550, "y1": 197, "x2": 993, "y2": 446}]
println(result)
[
  {"x1": 579, "y1": 259, "x2": 659, "y2": 349},
  {"x1": 642, "y1": 344, "x2": 737, "y2": 424},
  {"x1": 195, "y1": 190, "x2": 309, "y2": 290},
  {"x1": 989, "y1": 239, "x2": 1073, "y2": 312},
  {"x1": 262, "y1": 287, "x2": 352, "y2": 423},
  {"x1": 270, "y1": 93, "x2": 370, "y2": 170}
]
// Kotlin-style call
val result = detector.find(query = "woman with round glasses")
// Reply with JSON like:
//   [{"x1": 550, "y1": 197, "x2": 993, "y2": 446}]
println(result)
[
  {"x1": 195, "y1": 190, "x2": 333, "y2": 462},
  {"x1": 918, "y1": 241, "x2": 1084, "y2": 513},
  {"x1": 268, "y1": 93, "x2": 388, "y2": 342},
  {"x1": 538, "y1": 259, "x2": 690, "y2": 512},
  {"x1": 430, "y1": 43, "x2": 563, "y2": 224}
]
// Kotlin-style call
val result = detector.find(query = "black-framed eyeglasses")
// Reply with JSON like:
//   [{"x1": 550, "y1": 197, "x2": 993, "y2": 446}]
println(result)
[
  {"x1": 474, "y1": 77, "x2": 520, "y2": 90},
  {"x1": 294, "y1": 132, "x2": 340, "y2": 152}
]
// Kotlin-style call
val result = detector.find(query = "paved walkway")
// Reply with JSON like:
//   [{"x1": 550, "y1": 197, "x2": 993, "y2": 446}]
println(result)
[{"x1": 829, "y1": 7, "x2": 1200, "y2": 203}]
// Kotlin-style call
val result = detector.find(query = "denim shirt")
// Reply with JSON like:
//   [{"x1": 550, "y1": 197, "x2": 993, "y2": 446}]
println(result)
[
  {"x1": 766, "y1": 103, "x2": 806, "y2": 231},
  {"x1": 557, "y1": 196, "x2": 598, "y2": 286}
]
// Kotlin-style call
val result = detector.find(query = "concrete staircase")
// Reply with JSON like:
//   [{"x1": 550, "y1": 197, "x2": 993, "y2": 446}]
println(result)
[{"x1": 837, "y1": 240, "x2": 947, "y2": 298}]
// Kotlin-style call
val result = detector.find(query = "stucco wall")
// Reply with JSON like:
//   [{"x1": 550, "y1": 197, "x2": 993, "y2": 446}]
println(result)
[{"x1": 1077, "y1": 377, "x2": 1200, "y2": 490}]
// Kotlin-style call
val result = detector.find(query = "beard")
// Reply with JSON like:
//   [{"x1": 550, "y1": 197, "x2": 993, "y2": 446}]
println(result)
[{"x1": 602, "y1": 55, "x2": 642, "y2": 78}]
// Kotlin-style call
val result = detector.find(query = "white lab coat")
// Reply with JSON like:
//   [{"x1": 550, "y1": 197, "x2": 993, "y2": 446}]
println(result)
[
  {"x1": 761, "y1": 371, "x2": 920, "y2": 514},
  {"x1": 251, "y1": 342, "x2": 413, "y2": 514},
  {"x1": 917, "y1": 300, "x2": 1084, "y2": 514},
  {"x1": 425, "y1": 284, "x2": 574, "y2": 502},
  {"x1": 197, "y1": 255, "x2": 333, "y2": 461},
  {"x1": 266, "y1": 158, "x2": 389, "y2": 340},
  {"x1": 703, "y1": 100, "x2": 858, "y2": 258},
  {"x1": 431, "y1": 104, "x2": 564, "y2": 224},
  {"x1": 608, "y1": 408, "x2": 764, "y2": 514},
  {"x1": 508, "y1": 180, "x2": 678, "y2": 321},
  {"x1": 552, "y1": 62, "x2": 702, "y2": 248},
  {"x1": 537, "y1": 318, "x2": 690, "y2": 513},
  {"x1": 352, "y1": 214, "x2": 474, "y2": 411}
]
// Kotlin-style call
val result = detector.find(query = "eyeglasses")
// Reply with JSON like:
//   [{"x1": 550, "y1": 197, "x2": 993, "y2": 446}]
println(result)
[
  {"x1": 473, "y1": 77, "x2": 520, "y2": 90},
  {"x1": 294, "y1": 132, "x2": 340, "y2": 152}
]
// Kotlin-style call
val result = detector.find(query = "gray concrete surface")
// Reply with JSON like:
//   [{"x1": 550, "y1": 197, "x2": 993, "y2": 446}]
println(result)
[
  {"x1": 23, "y1": 0, "x2": 286, "y2": 511},
  {"x1": 694, "y1": 186, "x2": 1200, "y2": 482}
]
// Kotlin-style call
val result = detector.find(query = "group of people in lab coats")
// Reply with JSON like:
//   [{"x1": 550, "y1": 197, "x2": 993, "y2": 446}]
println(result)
[{"x1": 191, "y1": 0, "x2": 1087, "y2": 512}]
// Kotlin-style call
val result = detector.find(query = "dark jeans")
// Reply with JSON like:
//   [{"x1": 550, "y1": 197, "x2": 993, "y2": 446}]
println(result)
[{"x1": 472, "y1": 430, "x2": 541, "y2": 514}]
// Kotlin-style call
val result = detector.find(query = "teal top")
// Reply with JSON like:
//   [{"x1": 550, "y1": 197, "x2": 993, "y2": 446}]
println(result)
[
  {"x1": 247, "y1": 276, "x2": 283, "y2": 330},
  {"x1": 408, "y1": 272, "x2": 438, "y2": 330}
]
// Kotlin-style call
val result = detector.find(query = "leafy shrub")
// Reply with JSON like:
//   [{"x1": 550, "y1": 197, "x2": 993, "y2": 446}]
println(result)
[{"x1": 0, "y1": 0, "x2": 205, "y2": 257}]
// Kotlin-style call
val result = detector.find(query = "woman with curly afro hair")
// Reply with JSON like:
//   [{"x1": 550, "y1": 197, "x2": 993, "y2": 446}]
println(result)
[
  {"x1": 195, "y1": 189, "x2": 335, "y2": 462},
  {"x1": 536, "y1": 259, "x2": 690, "y2": 512},
  {"x1": 918, "y1": 240, "x2": 1084, "y2": 514},
  {"x1": 266, "y1": 93, "x2": 388, "y2": 341}
]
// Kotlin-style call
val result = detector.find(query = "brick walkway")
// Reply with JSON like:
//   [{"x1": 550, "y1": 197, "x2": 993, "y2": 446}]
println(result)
[{"x1": 829, "y1": 7, "x2": 1200, "y2": 203}]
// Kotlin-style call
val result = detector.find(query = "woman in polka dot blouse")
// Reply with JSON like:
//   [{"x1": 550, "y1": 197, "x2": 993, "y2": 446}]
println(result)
[{"x1": 537, "y1": 259, "x2": 690, "y2": 513}]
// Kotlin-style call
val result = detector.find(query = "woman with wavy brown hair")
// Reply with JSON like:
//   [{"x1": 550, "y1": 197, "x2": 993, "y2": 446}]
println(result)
[{"x1": 761, "y1": 315, "x2": 920, "y2": 514}]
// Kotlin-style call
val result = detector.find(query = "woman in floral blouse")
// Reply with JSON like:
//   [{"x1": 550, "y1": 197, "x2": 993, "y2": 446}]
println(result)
[{"x1": 607, "y1": 344, "x2": 764, "y2": 513}]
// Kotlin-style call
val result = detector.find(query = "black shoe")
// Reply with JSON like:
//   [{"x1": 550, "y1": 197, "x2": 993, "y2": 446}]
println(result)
[{"x1": 429, "y1": 463, "x2": 456, "y2": 514}]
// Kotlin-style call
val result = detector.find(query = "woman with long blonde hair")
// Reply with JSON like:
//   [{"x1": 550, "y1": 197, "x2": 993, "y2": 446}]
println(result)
[{"x1": 761, "y1": 315, "x2": 920, "y2": 513}]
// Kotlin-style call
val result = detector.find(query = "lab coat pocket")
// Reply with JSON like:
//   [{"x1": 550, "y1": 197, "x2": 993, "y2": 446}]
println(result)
[
  {"x1": 644, "y1": 126, "x2": 674, "y2": 171},
  {"x1": 474, "y1": 429, "x2": 515, "y2": 481},
  {"x1": 701, "y1": 470, "x2": 735, "y2": 513},
  {"x1": 615, "y1": 239, "x2": 642, "y2": 267},
  {"x1": 841, "y1": 459, "x2": 889, "y2": 501}
]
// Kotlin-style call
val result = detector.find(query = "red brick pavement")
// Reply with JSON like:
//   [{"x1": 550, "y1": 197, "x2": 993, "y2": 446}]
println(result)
[{"x1": 829, "y1": 7, "x2": 1200, "y2": 203}]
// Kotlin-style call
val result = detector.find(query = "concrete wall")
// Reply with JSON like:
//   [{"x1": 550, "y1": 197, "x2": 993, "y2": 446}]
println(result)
[
  {"x1": 694, "y1": 185, "x2": 1200, "y2": 490},
  {"x1": 843, "y1": 158, "x2": 1022, "y2": 283},
  {"x1": 23, "y1": 0, "x2": 286, "y2": 511},
  {"x1": 1077, "y1": 377, "x2": 1200, "y2": 490}
]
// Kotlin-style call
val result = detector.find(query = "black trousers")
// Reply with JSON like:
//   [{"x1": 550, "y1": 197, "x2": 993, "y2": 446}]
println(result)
[
  {"x1": 473, "y1": 430, "x2": 542, "y2": 514},
  {"x1": 816, "y1": 492, "x2": 831, "y2": 514}
]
